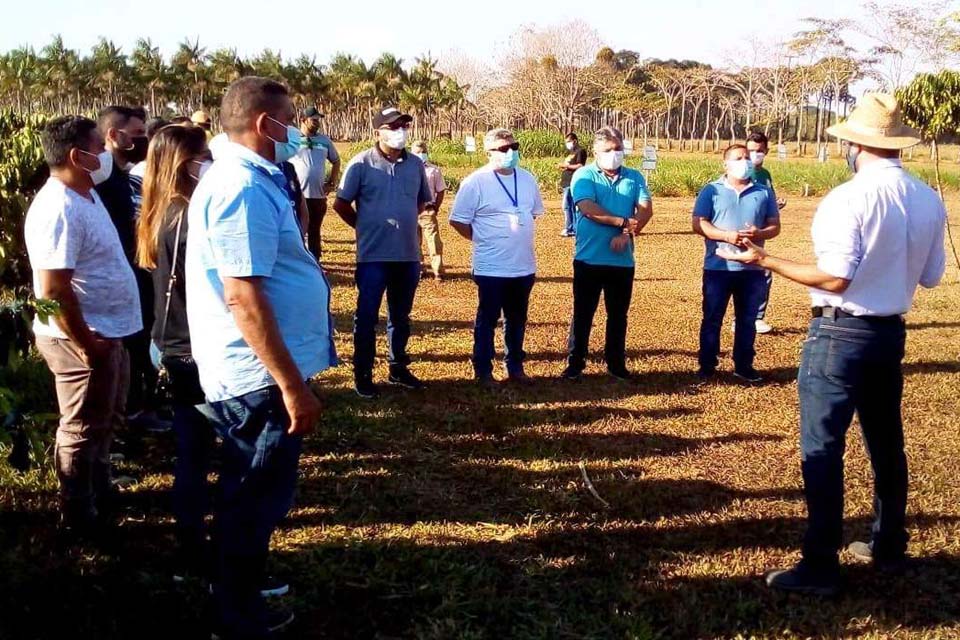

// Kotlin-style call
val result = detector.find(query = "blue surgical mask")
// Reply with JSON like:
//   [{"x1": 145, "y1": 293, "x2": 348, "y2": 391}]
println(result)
[
  {"x1": 266, "y1": 116, "x2": 301, "y2": 163},
  {"x1": 413, "y1": 152, "x2": 428, "y2": 163},
  {"x1": 725, "y1": 158, "x2": 754, "y2": 181},
  {"x1": 497, "y1": 148, "x2": 520, "y2": 170},
  {"x1": 846, "y1": 143, "x2": 861, "y2": 173}
]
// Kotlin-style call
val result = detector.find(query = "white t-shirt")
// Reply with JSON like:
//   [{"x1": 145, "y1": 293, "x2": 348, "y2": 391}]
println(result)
[
  {"x1": 24, "y1": 177, "x2": 142, "y2": 339},
  {"x1": 449, "y1": 166, "x2": 544, "y2": 277}
]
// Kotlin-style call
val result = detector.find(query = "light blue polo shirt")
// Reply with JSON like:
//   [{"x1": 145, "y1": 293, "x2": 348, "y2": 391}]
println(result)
[
  {"x1": 337, "y1": 146, "x2": 433, "y2": 263},
  {"x1": 693, "y1": 178, "x2": 779, "y2": 271},
  {"x1": 571, "y1": 163, "x2": 651, "y2": 268},
  {"x1": 185, "y1": 141, "x2": 338, "y2": 402}
]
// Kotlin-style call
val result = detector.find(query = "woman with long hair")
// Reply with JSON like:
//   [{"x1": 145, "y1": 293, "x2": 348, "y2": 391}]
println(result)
[{"x1": 135, "y1": 123, "x2": 213, "y2": 580}]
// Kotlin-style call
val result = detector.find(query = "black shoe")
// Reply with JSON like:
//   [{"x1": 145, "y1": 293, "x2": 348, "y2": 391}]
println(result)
[
  {"x1": 847, "y1": 541, "x2": 908, "y2": 575},
  {"x1": 506, "y1": 370, "x2": 532, "y2": 385},
  {"x1": 733, "y1": 367, "x2": 763, "y2": 383},
  {"x1": 475, "y1": 374, "x2": 498, "y2": 388},
  {"x1": 560, "y1": 366, "x2": 583, "y2": 381},
  {"x1": 211, "y1": 606, "x2": 295, "y2": 639},
  {"x1": 765, "y1": 561, "x2": 841, "y2": 596},
  {"x1": 607, "y1": 366, "x2": 633, "y2": 381},
  {"x1": 128, "y1": 411, "x2": 173, "y2": 434},
  {"x1": 695, "y1": 367, "x2": 716, "y2": 383},
  {"x1": 207, "y1": 575, "x2": 290, "y2": 598},
  {"x1": 388, "y1": 368, "x2": 425, "y2": 390},
  {"x1": 354, "y1": 376, "x2": 380, "y2": 399}
]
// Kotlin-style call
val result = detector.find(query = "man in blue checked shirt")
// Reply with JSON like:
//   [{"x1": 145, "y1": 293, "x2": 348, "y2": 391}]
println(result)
[{"x1": 186, "y1": 76, "x2": 336, "y2": 638}]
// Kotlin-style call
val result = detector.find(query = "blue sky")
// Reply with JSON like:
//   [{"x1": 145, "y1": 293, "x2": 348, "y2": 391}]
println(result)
[{"x1": 3, "y1": 0, "x2": 854, "y2": 67}]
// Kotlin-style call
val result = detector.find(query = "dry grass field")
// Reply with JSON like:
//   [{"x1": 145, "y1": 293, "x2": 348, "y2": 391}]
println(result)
[{"x1": 1, "y1": 195, "x2": 959, "y2": 639}]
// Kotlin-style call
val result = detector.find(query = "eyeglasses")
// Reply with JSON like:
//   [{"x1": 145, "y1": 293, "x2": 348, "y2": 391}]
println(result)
[{"x1": 491, "y1": 142, "x2": 520, "y2": 153}]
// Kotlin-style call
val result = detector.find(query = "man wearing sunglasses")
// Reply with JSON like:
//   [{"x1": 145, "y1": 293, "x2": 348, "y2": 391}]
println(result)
[
  {"x1": 450, "y1": 128, "x2": 544, "y2": 385},
  {"x1": 335, "y1": 106, "x2": 434, "y2": 399}
]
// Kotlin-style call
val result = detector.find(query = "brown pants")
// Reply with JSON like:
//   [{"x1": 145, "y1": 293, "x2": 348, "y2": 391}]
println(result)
[
  {"x1": 418, "y1": 210, "x2": 444, "y2": 277},
  {"x1": 36, "y1": 335, "x2": 128, "y2": 523}
]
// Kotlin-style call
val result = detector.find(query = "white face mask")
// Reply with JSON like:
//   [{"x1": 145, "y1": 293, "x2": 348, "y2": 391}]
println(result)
[
  {"x1": 725, "y1": 158, "x2": 754, "y2": 181},
  {"x1": 596, "y1": 149, "x2": 624, "y2": 171},
  {"x1": 79, "y1": 149, "x2": 114, "y2": 185},
  {"x1": 749, "y1": 150, "x2": 765, "y2": 166},
  {"x1": 413, "y1": 152, "x2": 428, "y2": 163},
  {"x1": 565, "y1": 141, "x2": 575, "y2": 151},
  {"x1": 380, "y1": 128, "x2": 408, "y2": 150}
]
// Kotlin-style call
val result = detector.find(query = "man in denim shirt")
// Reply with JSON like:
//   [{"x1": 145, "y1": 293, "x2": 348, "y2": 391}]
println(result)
[{"x1": 186, "y1": 77, "x2": 336, "y2": 637}]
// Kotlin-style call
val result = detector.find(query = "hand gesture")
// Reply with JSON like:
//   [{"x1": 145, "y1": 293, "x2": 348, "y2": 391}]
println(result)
[
  {"x1": 610, "y1": 234, "x2": 631, "y2": 253},
  {"x1": 283, "y1": 382, "x2": 323, "y2": 436},
  {"x1": 716, "y1": 238, "x2": 767, "y2": 265},
  {"x1": 737, "y1": 225, "x2": 759, "y2": 242}
]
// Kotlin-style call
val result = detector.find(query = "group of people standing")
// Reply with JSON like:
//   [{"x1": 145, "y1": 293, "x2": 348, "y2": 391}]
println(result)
[{"x1": 23, "y1": 74, "x2": 947, "y2": 639}]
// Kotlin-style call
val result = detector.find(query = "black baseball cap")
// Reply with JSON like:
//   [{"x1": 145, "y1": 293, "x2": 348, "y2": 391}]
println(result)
[
  {"x1": 303, "y1": 106, "x2": 324, "y2": 119},
  {"x1": 373, "y1": 106, "x2": 412, "y2": 129}
]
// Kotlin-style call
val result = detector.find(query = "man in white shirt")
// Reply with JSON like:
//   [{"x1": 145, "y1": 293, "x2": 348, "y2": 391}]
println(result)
[
  {"x1": 720, "y1": 94, "x2": 946, "y2": 595},
  {"x1": 25, "y1": 115, "x2": 142, "y2": 542},
  {"x1": 450, "y1": 128, "x2": 544, "y2": 384}
]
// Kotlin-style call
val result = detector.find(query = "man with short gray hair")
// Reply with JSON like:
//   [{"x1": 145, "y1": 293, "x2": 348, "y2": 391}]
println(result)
[{"x1": 563, "y1": 126, "x2": 653, "y2": 381}]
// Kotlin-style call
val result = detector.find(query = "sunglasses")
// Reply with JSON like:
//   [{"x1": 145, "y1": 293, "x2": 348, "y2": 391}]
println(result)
[{"x1": 491, "y1": 142, "x2": 520, "y2": 153}]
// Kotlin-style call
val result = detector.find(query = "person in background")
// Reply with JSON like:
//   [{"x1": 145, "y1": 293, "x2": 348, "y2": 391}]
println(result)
[
  {"x1": 191, "y1": 110, "x2": 213, "y2": 139},
  {"x1": 742, "y1": 131, "x2": 787, "y2": 335},
  {"x1": 334, "y1": 106, "x2": 433, "y2": 399},
  {"x1": 412, "y1": 140, "x2": 446, "y2": 280},
  {"x1": 25, "y1": 116, "x2": 142, "y2": 544},
  {"x1": 692, "y1": 144, "x2": 780, "y2": 384},
  {"x1": 186, "y1": 77, "x2": 336, "y2": 637},
  {"x1": 95, "y1": 106, "x2": 170, "y2": 437},
  {"x1": 563, "y1": 126, "x2": 653, "y2": 381},
  {"x1": 720, "y1": 93, "x2": 945, "y2": 596},
  {"x1": 134, "y1": 124, "x2": 215, "y2": 580},
  {"x1": 450, "y1": 128, "x2": 544, "y2": 384},
  {"x1": 129, "y1": 116, "x2": 171, "y2": 214},
  {"x1": 558, "y1": 132, "x2": 587, "y2": 238},
  {"x1": 290, "y1": 106, "x2": 340, "y2": 260}
]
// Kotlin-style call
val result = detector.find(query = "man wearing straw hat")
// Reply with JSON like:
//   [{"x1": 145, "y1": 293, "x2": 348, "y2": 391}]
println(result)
[{"x1": 720, "y1": 93, "x2": 946, "y2": 595}]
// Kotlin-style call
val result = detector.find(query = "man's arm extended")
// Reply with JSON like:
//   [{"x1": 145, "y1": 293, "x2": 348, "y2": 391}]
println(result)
[
  {"x1": 333, "y1": 197, "x2": 357, "y2": 229},
  {"x1": 717, "y1": 239, "x2": 850, "y2": 293},
  {"x1": 38, "y1": 269, "x2": 110, "y2": 363},
  {"x1": 223, "y1": 276, "x2": 321, "y2": 434},
  {"x1": 325, "y1": 159, "x2": 341, "y2": 193}
]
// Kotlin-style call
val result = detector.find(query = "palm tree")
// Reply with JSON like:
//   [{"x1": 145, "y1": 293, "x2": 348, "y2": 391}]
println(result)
[
  {"x1": 131, "y1": 38, "x2": 169, "y2": 116},
  {"x1": 90, "y1": 38, "x2": 130, "y2": 108},
  {"x1": 171, "y1": 38, "x2": 209, "y2": 111}
]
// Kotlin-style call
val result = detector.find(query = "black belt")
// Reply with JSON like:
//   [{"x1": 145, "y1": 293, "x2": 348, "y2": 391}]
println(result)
[{"x1": 811, "y1": 306, "x2": 902, "y2": 323}]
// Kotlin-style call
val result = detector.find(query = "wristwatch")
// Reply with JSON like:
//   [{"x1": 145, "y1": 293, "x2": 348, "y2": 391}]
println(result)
[{"x1": 620, "y1": 217, "x2": 629, "y2": 229}]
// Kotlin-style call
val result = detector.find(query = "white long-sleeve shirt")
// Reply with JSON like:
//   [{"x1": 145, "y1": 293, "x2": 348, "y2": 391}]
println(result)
[{"x1": 810, "y1": 158, "x2": 946, "y2": 316}]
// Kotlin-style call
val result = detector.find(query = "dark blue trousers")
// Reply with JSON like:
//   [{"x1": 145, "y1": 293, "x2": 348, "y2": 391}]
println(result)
[
  {"x1": 353, "y1": 261, "x2": 420, "y2": 378},
  {"x1": 698, "y1": 269, "x2": 766, "y2": 372},
  {"x1": 798, "y1": 316, "x2": 908, "y2": 568},
  {"x1": 472, "y1": 274, "x2": 536, "y2": 377}
]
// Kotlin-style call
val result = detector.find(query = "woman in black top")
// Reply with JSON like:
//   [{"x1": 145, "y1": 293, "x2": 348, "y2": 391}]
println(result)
[{"x1": 135, "y1": 124, "x2": 213, "y2": 578}]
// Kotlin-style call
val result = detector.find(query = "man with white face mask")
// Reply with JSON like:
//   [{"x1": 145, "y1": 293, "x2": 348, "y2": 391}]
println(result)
[
  {"x1": 24, "y1": 116, "x2": 141, "y2": 545},
  {"x1": 562, "y1": 126, "x2": 653, "y2": 381},
  {"x1": 334, "y1": 106, "x2": 433, "y2": 399},
  {"x1": 692, "y1": 144, "x2": 781, "y2": 383}
]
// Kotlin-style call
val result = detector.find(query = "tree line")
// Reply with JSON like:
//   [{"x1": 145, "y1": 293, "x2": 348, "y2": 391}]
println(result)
[{"x1": 2, "y1": 1, "x2": 959, "y2": 149}]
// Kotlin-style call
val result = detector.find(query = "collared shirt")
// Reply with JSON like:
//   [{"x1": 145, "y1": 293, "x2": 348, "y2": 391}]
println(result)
[
  {"x1": 424, "y1": 163, "x2": 446, "y2": 204},
  {"x1": 753, "y1": 166, "x2": 773, "y2": 189},
  {"x1": 449, "y1": 166, "x2": 544, "y2": 277},
  {"x1": 185, "y1": 141, "x2": 337, "y2": 402},
  {"x1": 571, "y1": 163, "x2": 651, "y2": 268},
  {"x1": 693, "y1": 177, "x2": 780, "y2": 271},
  {"x1": 809, "y1": 158, "x2": 946, "y2": 316},
  {"x1": 290, "y1": 134, "x2": 340, "y2": 199},
  {"x1": 95, "y1": 162, "x2": 137, "y2": 262},
  {"x1": 337, "y1": 146, "x2": 433, "y2": 263},
  {"x1": 25, "y1": 177, "x2": 142, "y2": 339}
]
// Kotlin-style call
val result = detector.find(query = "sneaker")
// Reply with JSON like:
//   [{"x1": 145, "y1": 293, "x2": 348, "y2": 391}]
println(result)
[
  {"x1": 695, "y1": 367, "x2": 716, "y2": 384},
  {"x1": 733, "y1": 367, "x2": 763, "y2": 383},
  {"x1": 388, "y1": 367, "x2": 425, "y2": 390},
  {"x1": 765, "y1": 561, "x2": 841, "y2": 596},
  {"x1": 354, "y1": 376, "x2": 380, "y2": 399},
  {"x1": 755, "y1": 319, "x2": 773, "y2": 334},
  {"x1": 607, "y1": 367, "x2": 634, "y2": 381},
  {"x1": 111, "y1": 474, "x2": 138, "y2": 489},
  {"x1": 211, "y1": 607, "x2": 295, "y2": 639},
  {"x1": 207, "y1": 576, "x2": 291, "y2": 598},
  {"x1": 475, "y1": 374, "x2": 498, "y2": 388},
  {"x1": 559, "y1": 231, "x2": 574, "y2": 237},
  {"x1": 846, "y1": 541, "x2": 908, "y2": 575},
  {"x1": 560, "y1": 366, "x2": 583, "y2": 381}
]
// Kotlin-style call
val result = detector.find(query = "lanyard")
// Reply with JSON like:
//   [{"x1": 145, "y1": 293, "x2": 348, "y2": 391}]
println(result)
[{"x1": 494, "y1": 170, "x2": 518, "y2": 208}]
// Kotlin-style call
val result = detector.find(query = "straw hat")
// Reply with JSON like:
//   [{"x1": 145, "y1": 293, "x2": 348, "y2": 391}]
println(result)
[
  {"x1": 191, "y1": 110, "x2": 212, "y2": 125},
  {"x1": 826, "y1": 93, "x2": 920, "y2": 149}
]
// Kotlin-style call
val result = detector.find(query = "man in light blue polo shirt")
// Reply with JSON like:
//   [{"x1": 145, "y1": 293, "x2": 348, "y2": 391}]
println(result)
[
  {"x1": 186, "y1": 77, "x2": 335, "y2": 637},
  {"x1": 563, "y1": 126, "x2": 653, "y2": 380},
  {"x1": 692, "y1": 143, "x2": 780, "y2": 383},
  {"x1": 334, "y1": 106, "x2": 433, "y2": 399}
]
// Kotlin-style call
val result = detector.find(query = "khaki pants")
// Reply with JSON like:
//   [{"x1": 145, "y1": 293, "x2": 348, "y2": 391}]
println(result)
[
  {"x1": 418, "y1": 210, "x2": 444, "y2": 277},
  {"x1": 36, "y1": 335, "x2": 128, "y2": 524}
]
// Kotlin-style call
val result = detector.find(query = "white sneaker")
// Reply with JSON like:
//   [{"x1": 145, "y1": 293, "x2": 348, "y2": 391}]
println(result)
[{"x1": 755, "y1": 319, "x2": 773, "y2": 334}]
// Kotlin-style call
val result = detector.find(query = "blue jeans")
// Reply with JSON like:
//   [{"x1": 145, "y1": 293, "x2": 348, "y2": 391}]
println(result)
[
  {"x1": 206, "y1": 385, "x2": 303, "y2": 636},
  {"x1": 164, "y1": 356, "x2": 215, "y2": 569},
  {"x1": 798, "y1": 316, "x2": 908, "y2": 568},
  {"x1": 472, "y1": 274, "x2": 536, "y2": 377},
  {"x1": 354, "y1": 261, "x2": 420, "y2": 378},
  {"x1": 698, "y1": 269, "x2": 766, "y2": 372},
  {"x1": 757, "y1": 270, "x2": 773, "y2": 320},
  {"x1": 561, "y1": 187, "x2": 576, "y2": 235}
]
